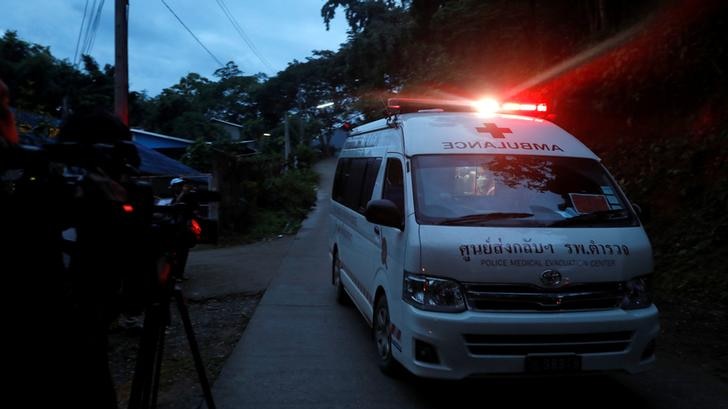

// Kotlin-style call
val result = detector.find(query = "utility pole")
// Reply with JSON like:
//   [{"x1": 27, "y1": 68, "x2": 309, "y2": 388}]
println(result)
[
  {"x1": 296, "y1": 116, "x2": 303, "y2": 169},
  {"x1": 299, "y1": 116, "x2": 304, "y2": 144},
  {"x1": 114, "y1": 0, "x2": 129, "y2": 125},
  {"x1": 283, "y1": 112, "x2": 291, "y2": 172}
]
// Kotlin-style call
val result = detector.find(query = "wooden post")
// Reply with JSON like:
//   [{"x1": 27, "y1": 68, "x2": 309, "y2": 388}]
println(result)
[{"x1": 115, "y1": 0, "x2": 129, "y2": 125}]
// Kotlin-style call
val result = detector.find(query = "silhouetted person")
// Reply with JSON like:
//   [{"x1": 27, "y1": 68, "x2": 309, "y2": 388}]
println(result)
[{"x1": 168, "y1": 177, "x2": 197, "y2": 281}]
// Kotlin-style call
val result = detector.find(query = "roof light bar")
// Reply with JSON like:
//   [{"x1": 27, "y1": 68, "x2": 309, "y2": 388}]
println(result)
[
  {"x1": 387, "y1": 98, "x2": 474, "y2": 114},
  {"x1": 387, "y1": 98, "x2": 547, "y2": 116}
]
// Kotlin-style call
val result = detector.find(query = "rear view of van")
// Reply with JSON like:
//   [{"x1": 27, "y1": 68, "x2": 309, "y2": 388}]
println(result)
[{"x1": 328, "y1": 99, "x2": 658, "y2": 379}]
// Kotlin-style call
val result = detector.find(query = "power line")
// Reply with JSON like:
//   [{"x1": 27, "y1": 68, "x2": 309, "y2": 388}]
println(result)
[
  {"x1": 79, "y1": 0, "x2": 97, "y2": 60},
  {"x1": 216, "y1": 0, "x2": 274, "y2": 71},
  {"x1": 83, "y1": 0, "x2": 99, "y2": 55},
  {"x1": 75, "y1": 0, "x2": 106, "y2": 65},
  {"x1": 161, "y1": 0, "x2": 225, "y2": 68},
  {"x1": 85, "y1": 0, "x2": 106, "y2": 56},
  {"x1": 73, "y1": 0, "x2": 90, "y2": 65},
  {"x1": 214, "y1": 0, "x2": 275, "y2": 73}
]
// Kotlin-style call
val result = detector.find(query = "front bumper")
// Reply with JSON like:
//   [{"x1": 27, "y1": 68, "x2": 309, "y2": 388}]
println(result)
[{"x1": 393, "y1": 304, "x2": 659, "y2": 379}]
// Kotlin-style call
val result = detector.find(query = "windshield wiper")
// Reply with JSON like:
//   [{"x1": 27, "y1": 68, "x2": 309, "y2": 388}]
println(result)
[
  {"x1": 548, "y1": 209, "x2": 629, "y2": 227},
  {"x1": 438, "y1": 212, "x2": 534, "y2": 226}
]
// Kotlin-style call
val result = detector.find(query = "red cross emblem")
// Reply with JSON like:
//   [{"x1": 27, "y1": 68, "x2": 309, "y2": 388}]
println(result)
[{"x1": 476, "y1": 123, "x2": 512, "y2": 139}]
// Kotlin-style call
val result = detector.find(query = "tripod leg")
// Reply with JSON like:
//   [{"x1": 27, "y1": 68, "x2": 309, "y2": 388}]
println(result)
[
  {"x1": 173, "y1": 286, "x2": 217, "y2": 409},
  {"x1": 149, "y1": 319, "x2": 166, "y2": 409},
  {"x1": 128, "y1": 302, "x2": 166, "y2": 409}
]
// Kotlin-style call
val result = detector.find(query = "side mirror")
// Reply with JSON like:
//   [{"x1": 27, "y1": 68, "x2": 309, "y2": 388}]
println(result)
[
  {"x1": 365, "y1": 199, "x2": 403, "y2": 230},
  {"x1": 632, "y1": 202, "x2": 650, "y2": 223},
  {"x1": 632, "y1": 203, "x2": 642, "y2": 216}
]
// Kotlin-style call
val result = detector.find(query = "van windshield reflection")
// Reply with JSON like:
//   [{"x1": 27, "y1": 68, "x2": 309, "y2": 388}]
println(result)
[{"x1": 411, "y1": 154, "x2": 637, "y2": 227}]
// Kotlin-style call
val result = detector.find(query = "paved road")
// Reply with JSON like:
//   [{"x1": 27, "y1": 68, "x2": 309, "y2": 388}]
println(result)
[
  {"x1": 209, "y1": 158, "x2": 728, "y2": 409},
  {"x1": 185, "y1": 235, "x2": 296, "y2": 301}
]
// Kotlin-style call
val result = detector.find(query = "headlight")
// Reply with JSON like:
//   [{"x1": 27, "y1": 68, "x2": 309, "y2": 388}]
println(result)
[
  {"x1": 403, "y1": 273, "x2": 466, "y2": 312},
  {"x1": 620, "y1": 275, "x2": 652, "y2": 309}
]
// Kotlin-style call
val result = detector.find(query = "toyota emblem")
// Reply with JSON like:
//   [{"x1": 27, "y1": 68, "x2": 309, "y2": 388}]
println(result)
[{"x1": 540, "y1": 270, "x2": 562, "y2": 287}]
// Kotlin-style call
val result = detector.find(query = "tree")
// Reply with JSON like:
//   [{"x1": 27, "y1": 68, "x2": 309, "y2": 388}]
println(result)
[
  {"x1": 322, "y1": 0, "x2": 402, "y2": 32},
  {"x1": 0, "y1": 30, "x2": 114, "y2": 117}
]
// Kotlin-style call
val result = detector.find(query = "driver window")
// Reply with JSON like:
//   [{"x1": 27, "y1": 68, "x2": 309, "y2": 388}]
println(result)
[{"x1": 382, "y1": 158, "x2": 404, "y2": 211}]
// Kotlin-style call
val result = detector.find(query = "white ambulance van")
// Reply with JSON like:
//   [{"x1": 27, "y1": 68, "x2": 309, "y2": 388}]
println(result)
[{"x1": 329, "y1": 98, "x2": 658, "y2": 379}]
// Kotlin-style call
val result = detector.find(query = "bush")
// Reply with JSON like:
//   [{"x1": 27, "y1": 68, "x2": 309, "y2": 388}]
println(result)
[
  {"x1": 294, "y1": 144, "x2": 320, "y2": 169},
  {"x1": 260, "y1": 169, "x2": 319, "y2": 218}
]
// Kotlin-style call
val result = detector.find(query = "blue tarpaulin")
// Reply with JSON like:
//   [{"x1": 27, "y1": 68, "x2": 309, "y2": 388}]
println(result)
[{"x1": 134, "y1": 142, "x2": 202, "y2": 176}]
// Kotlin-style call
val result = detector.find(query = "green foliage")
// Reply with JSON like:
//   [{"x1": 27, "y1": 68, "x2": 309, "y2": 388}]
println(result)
[
  {"x1": 604, "y1": 128, "x2": 728, "y2": 308},
  {"x1": 181, "y1": 138, "x2": 213, "y2": 171},
  {"x1": 0, "y1": 30, "x2": 114, "y2": 115},
  {"x1": 252, "y1": 50, "x2": 352, "y2": 137},
  {"x1": 240, "y1": 209, "x2": 297, "y2": 242},
  {"x1": 534, "y1": 3, "x2": 728, "y2": 310},
  {"x1": 132, "y1": 63, "x2": 264, "y2": 142},
  {"x1": 321, "y1": 0, "x2": 401, "y2": 32},
  {"x1": 260, "y1": 169, "x2": 320, "y2": 219},
  {"x1": 295, "y1": 144, "x2": 320, "y2": 169},
  {"x1": 214, "y1": 61, "x2": 242, "y2": 80}
]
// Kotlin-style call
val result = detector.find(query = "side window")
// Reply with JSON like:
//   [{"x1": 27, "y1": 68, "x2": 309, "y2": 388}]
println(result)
[
  {"x1": 341, "y1": 158, "x2": 367, "y2": 209},
  {"x1": 332, "y1": 158, "x2": 351, "y2": 204},
  {"x1": 333, "y1": 157, "x2": 383, "y2": 214},
  {"x1": 382, "y1": 158, "x2": 404, "y2": 211},
  {"x1": 358, "y1": 158, "x2": 382, "y2": 212}
]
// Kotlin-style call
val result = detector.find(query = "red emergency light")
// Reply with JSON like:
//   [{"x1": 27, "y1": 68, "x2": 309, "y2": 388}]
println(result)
[{"x1": 500, "y1": 102, "x2": 548, "y2": 113}]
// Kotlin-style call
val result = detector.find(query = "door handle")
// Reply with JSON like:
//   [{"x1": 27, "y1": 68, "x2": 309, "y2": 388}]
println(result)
[{"x1": 374, "y1": 226, "x2": 380, "y2": 235}]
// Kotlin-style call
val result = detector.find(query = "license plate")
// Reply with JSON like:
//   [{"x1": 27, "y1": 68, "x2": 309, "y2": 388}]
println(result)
[{"x1": 525, "y1": 355, "x2": 582, "y2": 373}]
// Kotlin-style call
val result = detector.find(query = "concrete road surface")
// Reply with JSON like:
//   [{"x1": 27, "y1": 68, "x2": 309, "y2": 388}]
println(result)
[{"x1": 208, "y1": 158, "x2": 728, "y2": 409}]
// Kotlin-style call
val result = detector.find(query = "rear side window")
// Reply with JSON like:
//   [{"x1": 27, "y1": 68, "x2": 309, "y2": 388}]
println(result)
[
  {"x1": 332, "y1": 158, "x2": 351, "y2": 204},
  {"x1": 332, "y1": 157, "x2": 382, "y2": 213}
]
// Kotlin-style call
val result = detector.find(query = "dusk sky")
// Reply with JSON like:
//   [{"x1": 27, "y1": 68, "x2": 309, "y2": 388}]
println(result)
[{"x1": 0, "y1": 0, "x2": 349, "y2": 96}]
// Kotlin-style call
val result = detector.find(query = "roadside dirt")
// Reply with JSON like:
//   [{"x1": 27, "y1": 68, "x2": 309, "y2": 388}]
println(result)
[
  {"x1": 657, "y1": 300, "x2": 728, "y2": 384},
  {"x1": 108, "y1": 291, "x2": 262, "y2": 409}
]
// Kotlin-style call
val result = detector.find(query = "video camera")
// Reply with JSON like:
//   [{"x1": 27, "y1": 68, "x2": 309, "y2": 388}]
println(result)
[{"x1": 1, "y1": 139, "x2": 218, "y2": 312}]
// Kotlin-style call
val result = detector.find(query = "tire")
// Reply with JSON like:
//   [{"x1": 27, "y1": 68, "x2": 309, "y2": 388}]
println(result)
[
  {"x1": 332, "y1": 252, "x2": 349, "y2": 305},
  {"x1": 373, "y1": 295, "x2": 400, "y2": 375}
]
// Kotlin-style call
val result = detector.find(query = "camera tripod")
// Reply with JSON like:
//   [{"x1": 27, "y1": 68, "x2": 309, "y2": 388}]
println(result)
[{"x1": 127, "y1": 256, "x2": 217, "y2": 409}]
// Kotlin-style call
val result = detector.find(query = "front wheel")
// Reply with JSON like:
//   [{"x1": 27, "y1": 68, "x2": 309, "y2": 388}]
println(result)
[
  {"x1": 373, "y1": 295, "x2": 400, "y2": 375},
  {"x1": 332, "y1": 252, "x2": 349, "y2": 305}
]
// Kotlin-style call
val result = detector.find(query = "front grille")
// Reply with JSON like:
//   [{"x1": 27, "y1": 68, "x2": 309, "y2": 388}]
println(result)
[
  {"x1": 463, "y1": 331, "x2": 633, "y2": 356},
  {"x1": 464, "y1": 282, "x2": 622, "y2": 312}
]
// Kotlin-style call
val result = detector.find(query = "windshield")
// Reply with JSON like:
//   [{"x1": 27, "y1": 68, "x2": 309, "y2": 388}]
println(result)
[{"x1": 412, "y1": 155, "x2": 638, "y2": 227}]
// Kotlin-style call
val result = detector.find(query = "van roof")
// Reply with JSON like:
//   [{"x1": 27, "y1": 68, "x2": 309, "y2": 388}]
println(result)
[{"x1": 351, "y1": 112, "x2": 599, "y2": 160}]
